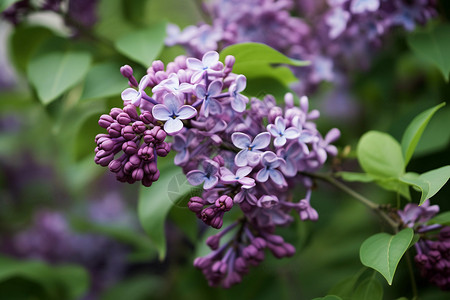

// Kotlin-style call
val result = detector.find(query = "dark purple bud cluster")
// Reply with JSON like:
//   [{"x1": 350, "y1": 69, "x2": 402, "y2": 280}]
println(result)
[
  {"x1": 194, "y1": 220, "x2": 294, "y2": 288},
  {"x1": 415, "y1": 227, "x2": 450, "y2": 290},
  {"x1": 188, "y1": 195, "x2": 233, "y2": 229},
  {"x1": 397, "y1": 200, "x2": 450, "y2": 290},
  {"x1": 95, "y1": 104, "x2": 170, "y2": 186}
]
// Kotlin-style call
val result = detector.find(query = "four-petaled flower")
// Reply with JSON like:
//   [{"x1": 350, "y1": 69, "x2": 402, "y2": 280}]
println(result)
[
  {"x1": 171, "y1": 130, "x2": 197, "y2": 165},
  {"x1": 267, "y1": 116, "x2": 300, "y2": 147},
  {"x1": 194, "y1": 80, "x2": 223, "y2": 117},
  {"x1": 325, "y1": 6, "x2": 350, "y2": 39},
  {"x1": 152, "y1": 73, "x2": 193, "y2": 97},
  {"x1": 229, "y1": 75, "x2": 249, "y2": 113},
  {"x1": 152, "y1": 93, "x2": 197, "y2": 135},
  {"x1": 277, "y1": 142, "x2": 303, "y2": 177},
  {"x1": 232, "y1": 132, "x2": 271, "y2": 167},
  {"x1": 256, "y1": 151, "x2": 287, "y2": 186},
  {"x1": 186, "y1": 160, "x2": 220, "y2": 190},
  {"x1": 220, "y1": 166, "x2": 255, "y2": 188},
  {"x1": 121, "y1": 75, "x2": 150, "y2": 106},
  {"x1": 186, "y1": 51, "x2": 221, "y2": 83},
  {"x1": 257, "y1": 195, "x2": 279, "y2": 209}
]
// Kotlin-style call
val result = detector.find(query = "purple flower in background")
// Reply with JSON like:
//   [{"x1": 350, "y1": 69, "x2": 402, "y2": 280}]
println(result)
[
  {"x1": 229, "y1": 75, "x2": 248, "y2": 112},
  {"x1": 195, "y1": 80, "x2": 223, "y2": 117},
  {"x1": 267, "y1": 116, "x2": 300, "y2": 147},
  {"x1": 256, "y1": 151, "x2": 286, "y2": 186},
  {"x1": 187, "y1": 160, "x2": 220, "y2": 190},
  {"x1": 350, "y1": 0, "x2": 380, "y2": 14},
  {"x1": 314, "y1": 128, "x2": 341, "y2": 164},
  {"x1": 152, "y1": 93, "x2": 197, "y2": 135},
  {"x1": 187, "y1": 51, "x2": 221, "y2": 83},
  {"x1": 171, "y1": 131, "x2": 197, "y2": 165},
  {"x1": 121, "y1": 75, "x2": 150, "y2": 106},
  {"x1": 257, "y1": 195, "x2": 279, "y2": 209},
  {"x1": 220, "y1": 166, "x2": 255, "y2": 188},
  {"x1": 232, "y1": 132, "x2": 271, "y2": 167},
  {"x1": 326, "y1": 6, "x2": 351, "y2": 39}
]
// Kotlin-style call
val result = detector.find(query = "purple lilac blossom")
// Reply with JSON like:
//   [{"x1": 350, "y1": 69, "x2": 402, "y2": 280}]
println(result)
[
  {"x1": 397, "y1": 200, "x2": 450, "y2": 290},
  {"x1": 96, "y1": 50, "x2": 339, "y2": 287}
]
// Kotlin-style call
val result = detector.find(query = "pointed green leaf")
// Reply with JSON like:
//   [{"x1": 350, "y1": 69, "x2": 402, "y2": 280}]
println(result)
[
  {"x1": 353, "y1": 277, "x2": 383, "y2": 300},
  {"x1": 359, "y1": 228, "x2": 413, "y2": 285},
  {"x1": 27, "y1": 49, "x2": 92, "y2": 104},
  {"x1": 81, "y1": 62, "x2": 129, "y2": 101},
  {"x1": 357, "y1": 131, "x2": 405, "y2": 179},
  {"x1": 114, "y1": 22, "x2": 166, "y2": 67},
  {"x1": 400, "y1": 166, "x2": 450, "y2": 205},
  {"x1": 428, "y1": 211, "x2": 450, "y2": 226},
  {"x1": 407, "y1": 24, "x2": 450, "y2": 81},
  {"x1": 401, "y1": 103, "x2": 445, "y2": 166},
  {"x1": 138, "y1": 165, "x2": 192, "y2": 260}
]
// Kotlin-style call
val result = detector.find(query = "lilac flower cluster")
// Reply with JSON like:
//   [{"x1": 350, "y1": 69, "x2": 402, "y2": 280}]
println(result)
[
  {"x1": 398, "y1": 200, "x2": 450, "y2": 290},
  {"x1": 96, "y1": 51, "x2": 339, "y2": 287},
  {"x1": 165, "y1": 0, "x2": 437, "y2": 93}
]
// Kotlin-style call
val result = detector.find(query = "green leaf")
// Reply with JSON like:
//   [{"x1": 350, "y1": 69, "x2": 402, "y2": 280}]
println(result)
[
  {"x1": 0, "y1": 0, "x2": 20, "y2": 12},
  {"x1": 407, "y1": 24, "x2": 450, "y2": 81},
  {"x1": 81, "y1": 62, "x2": 129, "y2": 101},
  {"x1": 220, "y1": 43, "x2": 309, "y2": 66},
  {"x1": 401, "y1": 103, "x2": 445, "y2": 166},
  {"x1": 0, "y1": 255, "x2": 89, "y2": 300},
  {"x1": 27, "y1": 48, "x2": 92, "y2": 104},
  {"x1": 338, "y1": 172, "x2": 375, "y2": 183},
  {"x1": 357, "y1": 131, "x2": 405, "y2": 179},
  {"x1": 399, "y1": 166, "x2": 450, "y2": 205},
  {"x1": 312, "y1": 296, "x2": 343, "y2": 300},
  {"x1": 353, "y1": 277, "x2": 383, "y2": 300},
  {"x1": 138, "y1": 164, "x2": 184, "y2": 260},
  {"x1": 100, "y1": 275, "x2": 162, "y2": 300},
  {"x1": 114, "y1": 22, "x2": 166, "y2": 67},
  {"x1": 329, "y1": 269, "x2": 364, "y2": 299},
  {"x1": 359, "y1": 228, "x2": 413, "y2": 285},
  {"x1": 428, "y1": 211, "x2": 450, "y2": 226},
  {"x1": 219, "y1": 43, "x2": 308, "y2": 86}
]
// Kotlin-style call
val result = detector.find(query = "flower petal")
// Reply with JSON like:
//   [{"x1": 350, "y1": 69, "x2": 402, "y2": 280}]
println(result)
[
  {"x1": 235, "y1": 75, "x2": 246, "y2": 92},
  {"x1": 138, "y1": 75, "x2": 150, "y2": 90},
  {"x1": 121, "y1": 88, "x2": 138, "y2": 101},
  {"x1": 209, "y1": 99, "x2": 223, "y2": 115},
  {"x1": 231, "y1": 132, "x2": 251, "y2": 149},
  {"x1": 191, "y1": 71, "x2": 205, "y2": 84},
  {"x1": 186, "y1": 170, "x2": 206, "y2": 186},
  {"x1": 231, "y1": 97, "x2": 246, "y2": 113},
  {"x1": 177, "y1": 105, "x2": 197, "y2": 120},
  {"x1": 194, "y1": 84, "x2": 207, "y2": 99},
  {"x1": 202, "y1": 51, "x2": 219, "y2": 67},
  {"x1": 203, "y1": 175, "x2": 219, "y2": 190},
  {"x1": 236, "y1": 166, "x2": 252, "y2": 178},
  {"x1": 164, "y1": 118, "x2": 184, "y2": 135},
  {"x1": 186, "y1": 57, "x2": 203, "y2": 71},
  {"x1": 269, "y1": 169, "x2": 286, "y2": 186},
  {"x1": 174, "y1": 149, "x2": 189, "y2": 165},
  {"x1": 284, "y1": 127, "x2": 300, "y2": 139},
  {"x1": 267, "y1": 124, "x2": 280, "y2": 137},
  {"x1": 208, "y1": 80, "x2": 223, "y2": 96},
  {"x1": 235, "y1": 150, "x2": 249, "y2": 167},
  {"x1": 274, "y1": 136, "x2": 287, "y2": 147},
  {"x1": 152, "y1": 104, "x2": 171, "y2": 121},
  {"x1": 238, "y1": 177, "x2": 255, "y2": 187},
  {"x1": 252, "y1": 132, "x2": 271, "y2": 149},
  {"x1": 163, "y1": 93, "x2": 182, "y2": 113},
  {"x1": 256, "y1": 168, "x2": 270, "y2": 182},
  {"x1": 275, "y1": 116, "x2": 286, "y2": 132}
]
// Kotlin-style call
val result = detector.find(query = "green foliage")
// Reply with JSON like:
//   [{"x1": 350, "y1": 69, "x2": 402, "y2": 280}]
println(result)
[
  {"x1": 27, "y1": 42, "x2": 92, "y2": 104},
  {"x1": 80, "y1": 61, "x2": 129, "y2": 101},
  {"x1": 359, "y1": 228, "x2": 413, "y2": 285},
  {"x1": 219, "y1": 43, "x2": 308, "y2": 85},
  {"x1": 357, "y1": 131, "x2": 405, "y2": 178},
  {"x1": 0, "y1": 255, "x2": 89, "y2": 300},
  {"x1": 114, "y1": 22, "x2": 167, "y2": 67},
  {"x1": 352, "y1": 277, "x2": 383, "y2": 300},
  {"x1": 400, "y1": 166, "x2": 450, "y2": 205},
  {"x1": 138, "y1": 165, "x2": 188, "y2": 260},
  {"x1": 428, "y1": 211, "x2": 450, "y2": 226},
  {"x1": 407, "y1": 23, "x2": 450, "y2": 81},
  {"x1": 100, "y1": 275, "x2": 163, "y2": 300},
  {"x1": 312, "y1": 295, "x2": 343, "y2": 300},
  {"x1": 401, "y1": 103, "x2": 445, "y2": 166}
]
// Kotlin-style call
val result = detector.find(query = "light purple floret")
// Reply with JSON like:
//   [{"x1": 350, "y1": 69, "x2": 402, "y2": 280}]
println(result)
[
  {"x1": 232, "y1": 132, "x2": 271, "y2": 167},
  {"x1": 267, "y1": 116, "x2": 300, "y2": 147},
  {"x1": 121, "y1": 75, "x2": 150, "y2": 106},
  {"x1": 187, "y1": 160, "x2": 220, "y2": 190},
  {"x1": 152, "y1": 93, "x2": 197, "y2": 135}
]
